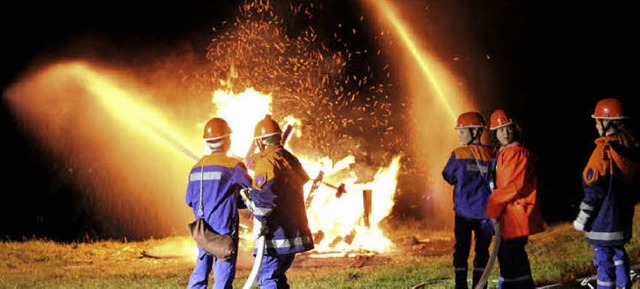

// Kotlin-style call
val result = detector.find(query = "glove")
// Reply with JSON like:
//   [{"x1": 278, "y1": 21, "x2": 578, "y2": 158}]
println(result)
[
  {"x1": 573, "y1": 219, "x2": 585, "y2": 231},
  {"x1": 240, "y1": 188, "x2": 255, "y2": 212},
  {"x1": 252, "y1": 218, "x2": 268, "y2": 241},
  {"x1": 573, "y1": 211, "x2": 589, "y2": 232}
]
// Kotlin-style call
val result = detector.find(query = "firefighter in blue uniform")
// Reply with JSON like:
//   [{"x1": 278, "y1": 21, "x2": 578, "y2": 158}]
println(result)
[
  {"x1": 442, "y1": 111, "x2": 495, "y2": 289},
  {"x1": 573, "y1": 98, "x2": 640, "y2": 289},
  {"x1": 186, "y1": 117, "x2": 252, "y2": 289},
  {"x1": 245, "y1": 115, "x2": 315, "y2": 288}
]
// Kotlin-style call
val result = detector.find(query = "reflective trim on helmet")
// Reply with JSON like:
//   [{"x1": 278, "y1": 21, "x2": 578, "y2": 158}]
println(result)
[
  {"x1": 204, "y1": 140, "x2": 224, "y2": 149},
  {"x1": 591, "y1": 115, "x2": 627, "y2": 120},
  {"x1": 254, "y1": 131, "x2": 281, "y2": 139},
  {"x1": 455, "y1": 125, "x2": 484, "y2": 130},
  {"x1": 489, "y1": 122, "x2": 513, "y2": 130},
  {"x1": 203, "y1": 134, "x2": 230, "y2": 141}
]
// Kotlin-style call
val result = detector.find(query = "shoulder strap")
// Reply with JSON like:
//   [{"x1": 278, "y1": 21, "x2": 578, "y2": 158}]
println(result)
[
  {"x1": 198, "y1": 158, "x2": 205, "y2": 217},
  {"x1": 469, "y1": 146, "x2": 488, "y2": 181}
]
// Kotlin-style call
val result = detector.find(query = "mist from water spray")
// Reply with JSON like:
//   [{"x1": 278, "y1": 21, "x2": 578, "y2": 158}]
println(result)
[
  {"x1": 359, "y1": 0, "x2": 479, "y2": 226},
  {"x1": 4, "y1": 61, "x2": 200, "y2": 239}
]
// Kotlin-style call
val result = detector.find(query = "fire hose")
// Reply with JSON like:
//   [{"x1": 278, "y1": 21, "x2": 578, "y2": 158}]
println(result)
[
  {"x1": 239, "y1": 188, "x2": 264, "y2": 289},
  {"x1": 474, "y1": 219, "x2": 500, "y2": 289},
  {"x1": 242, "y1": 235, "x2": 265, "y2": 289}
]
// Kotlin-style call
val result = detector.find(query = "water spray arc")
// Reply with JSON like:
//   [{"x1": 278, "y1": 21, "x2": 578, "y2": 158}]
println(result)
[
  {"x1": 79, "y1": 63, "x2": 200, "y2": 162},
  {"x1": 360, "y1": 0, "x2": 457, "y2": 121}
]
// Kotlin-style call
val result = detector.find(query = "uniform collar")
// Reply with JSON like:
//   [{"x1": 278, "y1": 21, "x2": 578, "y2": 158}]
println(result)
[
  {"x1": 595, "y1": 135, "x2": 618, "y2": 145},
  {"x1": 260, "y1": 144, "x2": 283, "y2": 155}
]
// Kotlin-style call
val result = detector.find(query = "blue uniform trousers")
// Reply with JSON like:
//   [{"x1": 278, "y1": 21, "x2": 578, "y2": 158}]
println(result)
[
  {"x1": 453, "y1": 214, "x2": 493, "y2": 289},
  {"x1": 593, "y1": 245, "x2": 631, "y2": 289},
  {"x1": 497, "y1": 236, "x2": 534, "y2": 289},
  {"x1": 256, "y1": 253, "x2": 296, "y2": 289},
  {"x1": 188, "y1": 248, "x2": 236, "y2": 289}
]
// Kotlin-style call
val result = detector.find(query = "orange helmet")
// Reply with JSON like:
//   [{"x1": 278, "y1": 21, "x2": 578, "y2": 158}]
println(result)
[
  {"x1": 203, "y1": 117, "x2": 232, "y2": 141},
  {"x1": 455, "y1": 112, "x2": 485, "y2": 129},
  {"x1": 253, "y1": 114, "x2": 282, "y2": 139},
  {"x1": 592, "y1": 98, "x2": 626, "y2": 120},
  {"x1": 489, "y1": 109, "x2": 513, "y2": 130}
]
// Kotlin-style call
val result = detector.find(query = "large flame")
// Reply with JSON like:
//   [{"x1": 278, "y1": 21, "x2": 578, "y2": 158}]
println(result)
[{"x1": 208, "y1": 88, "x2": 401, "y2": 253}]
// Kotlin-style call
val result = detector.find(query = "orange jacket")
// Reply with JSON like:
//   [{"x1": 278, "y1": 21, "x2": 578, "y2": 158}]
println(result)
[{"x1": 485, "y1": 142, "x2": 545, "y2": 239}]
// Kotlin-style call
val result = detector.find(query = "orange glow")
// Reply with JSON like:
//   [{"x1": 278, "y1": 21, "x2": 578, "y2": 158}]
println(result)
[
  {"x1": 359, "y1": 0, "x2": 479, "y2": 226},
  {"x1": 5, "y1": 61, "x2": 401, "y2": 257},
  {"x1": 301, "y1": 155, "x2": 400, "y2": 252},
  {"x1": 4, "y1": 61, "x2": 196, "y2": 239},
  {"x1": 360, "y1": 0, "x2": 456, "y2": 121},
  {"x1": 2, "y1": 0, "x2": 477, "y2": 260},
  {"x1": 210, "y1": 88, "x2": 272, "y2": 157},
  {"x1": 213, "y1": 90, "x2": 401, "y2": 253}
]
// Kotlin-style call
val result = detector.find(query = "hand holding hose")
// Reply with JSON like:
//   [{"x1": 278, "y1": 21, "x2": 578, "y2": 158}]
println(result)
[{"x1": 252, "y1": 218, "x2": 268, "y2": 241}]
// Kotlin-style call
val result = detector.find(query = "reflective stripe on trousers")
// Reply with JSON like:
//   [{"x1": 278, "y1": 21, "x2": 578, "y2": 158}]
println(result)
[
  {"x1": 593, "y1": 245, "x2": 631, "y2": 289},
  {"x1": 497, "y1": 236, "x2": 534, "y2": 289}
]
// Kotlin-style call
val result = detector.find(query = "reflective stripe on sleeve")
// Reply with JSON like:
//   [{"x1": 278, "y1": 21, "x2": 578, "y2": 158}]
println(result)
[
  {"x1": 585, "y1": 231, "x2": 625, "y2": 241},
  {"x1": 252, "y1": 206, "x2": 273, "y2": 217},
  {"x1": 265, "y1": 236, "x2": 313, "y2": 249},
  {"x1": 580, "y1": 202, "x2": 594, "y2": 211},
  {"x1": 190, "y1": 171, "x2": 222, "y2": 181}
]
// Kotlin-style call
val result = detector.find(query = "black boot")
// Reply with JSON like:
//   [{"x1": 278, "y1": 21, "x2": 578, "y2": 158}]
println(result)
[
  {"x1": 472, "y1": 269, "x2": 487, "y2": 289},
  {"x1": 455, "y1": 269, "x2": 468, "y2": 289}
]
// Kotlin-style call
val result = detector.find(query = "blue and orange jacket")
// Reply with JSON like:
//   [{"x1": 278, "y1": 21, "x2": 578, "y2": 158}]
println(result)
[
  {"x1": 185, "y1": 152, "x2": 252, "y2": 240},
  {"x1": 248, "y1": 144, "x2": 315, "y2": 255},
  {"x1": 485, "y1": 142, "x2": 545, "y2": 239},
  {"x1": 442, "y1": 144, "x2": 495, "y2": 219},
  {"x1": 577, "y1": 134, "x2": 640, "y2": 246}
]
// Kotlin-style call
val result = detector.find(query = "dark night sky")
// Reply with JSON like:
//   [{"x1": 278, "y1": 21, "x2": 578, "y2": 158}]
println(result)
[{"x1": 1, "y1": 0, "x2": 637, "y2": 241}]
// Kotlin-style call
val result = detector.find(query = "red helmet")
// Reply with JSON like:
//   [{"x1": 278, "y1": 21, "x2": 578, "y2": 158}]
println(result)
[
  {"x1": 455, "y1": 112, "x2": 485, "y2": 129},
  {"x1": 592, "y1": 98, "x2": 626, "y2": 120},
  {"x1": 253, "y1": 114, "x2": 282, "y2": 139},
  {"x1": 489, "y1": 109, "x2": 513, "y2": 130},
  {"x1": 203, "y1": 117, "x2": 231, "y2": 141}
]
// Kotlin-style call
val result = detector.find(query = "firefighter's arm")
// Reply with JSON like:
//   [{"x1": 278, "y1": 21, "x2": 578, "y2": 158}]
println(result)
[
  {"x1": 442, "y1": 152, "x2": 458, "y2": 185},
  {"x1": 574, "y1": 147, "x2": 609, "y2": 231},
  {"x1": 248, "y1": 181, "x2": 278, "y2": 240},
  {"x1": 239, "y1": 187, "x2": 254, "y2": 211},
  {"x1": 234, "y1": 161, "x2": 254, "y2": 210},
  {"x1": 247, "y1": 159, "x2": 277, "y2": 240},
  {"x1": 485, "y1": 149, "x2": 527, "y2": 219}
]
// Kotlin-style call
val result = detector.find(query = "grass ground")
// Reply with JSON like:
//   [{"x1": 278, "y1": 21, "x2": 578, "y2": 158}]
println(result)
[{"x1": 2, "y1": 207, "x2": 640, "y2": 288}]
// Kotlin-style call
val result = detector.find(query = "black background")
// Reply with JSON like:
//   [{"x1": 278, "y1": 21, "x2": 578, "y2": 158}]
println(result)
[{"x1": 1, "y1": 0, "x2": 637, "y2": 241}]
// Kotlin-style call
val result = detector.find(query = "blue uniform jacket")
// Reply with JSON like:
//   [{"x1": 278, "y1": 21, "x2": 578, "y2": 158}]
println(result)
[
  {"x1": 248, "y1": 144, "x2": 315, "y2": 255},
  {"x1": 442, "y1": 144, "x2": 494, "y2": 219},
  {"x1": 578, "y1": 135, "x2": 640, "y2": 246},
  {"x1": 186, "y1": 152, "x2": 252, "y2": 239}
]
